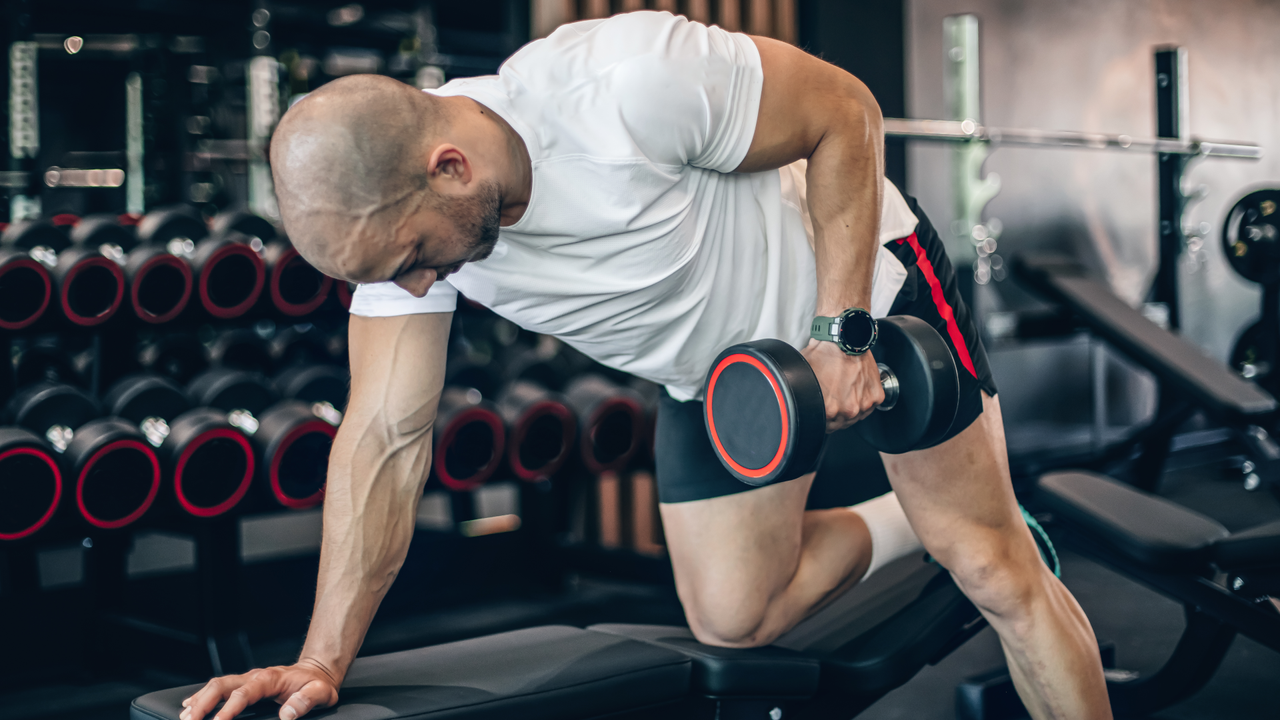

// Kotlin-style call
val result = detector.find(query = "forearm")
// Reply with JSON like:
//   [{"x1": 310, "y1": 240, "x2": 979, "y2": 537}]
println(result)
[
  {"x1": 805, "y1": 83, "x2": 884, "y2": 316},
  {"x1": 297, "y1": 417, "x2": 432, "y2": 683}
]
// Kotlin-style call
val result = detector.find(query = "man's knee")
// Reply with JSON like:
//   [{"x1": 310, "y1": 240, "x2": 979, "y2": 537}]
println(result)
[
  {"x1": 938, "y1": 527, "x2": 1046, "y2": 619},
  {"x1": 682, "y1": 588, "x2": 777, "y2": 648}
]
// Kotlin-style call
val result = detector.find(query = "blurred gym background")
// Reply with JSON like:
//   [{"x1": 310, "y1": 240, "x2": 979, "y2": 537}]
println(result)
[{"x1": 2, "y1": 2, "x2": 1279, "y2": 719}]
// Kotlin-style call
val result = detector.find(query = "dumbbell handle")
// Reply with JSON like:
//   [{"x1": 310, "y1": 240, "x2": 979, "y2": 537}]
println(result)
[{"x1": 876, "y1": 363, "x2": 900, "y2": 412}]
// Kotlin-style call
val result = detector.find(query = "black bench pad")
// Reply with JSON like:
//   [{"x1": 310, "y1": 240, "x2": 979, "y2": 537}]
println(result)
[
  {"x1": 1014, "y1": 256, "x2": 1276, "y2": 419},
  {"x1": 130, "y1": 626, "x2": 691, "y2": 720},
  {"x1": 588, "y1": 624, "x2": 820, "y2": 699},
  {"x1": 1037, "y1": 471, "x2": 1229, "y2": 571},
  {"x1": 1213, "y1": 518, "x2": 1280, "y2": 569},
  {"x1": 819, "y1": 570, "x2": 982, "y2": 695}
]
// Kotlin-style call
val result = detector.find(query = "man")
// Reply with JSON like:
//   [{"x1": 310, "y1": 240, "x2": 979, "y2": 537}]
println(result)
[{"x1": 180, "y1": 12, "x2": 1111, "y2": 720}]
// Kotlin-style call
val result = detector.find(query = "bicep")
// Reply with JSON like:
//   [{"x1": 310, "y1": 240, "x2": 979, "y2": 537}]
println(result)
[
  {"x1": 735, "y1": 36, "x2": 881, "y2": 174},
  {"x1": 345, "y1": 312, "x2": 452, "y2": 440}
]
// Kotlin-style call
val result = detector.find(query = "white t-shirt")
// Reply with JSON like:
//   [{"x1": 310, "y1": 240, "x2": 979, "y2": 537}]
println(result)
[{"x1": 351, "y1": 11, "x2": 917, "y2": 401}]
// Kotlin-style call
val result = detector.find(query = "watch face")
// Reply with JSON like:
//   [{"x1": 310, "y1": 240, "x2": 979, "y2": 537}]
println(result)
[{"x1": 839, "y1": 311, "x2": 875, "y2": 351}]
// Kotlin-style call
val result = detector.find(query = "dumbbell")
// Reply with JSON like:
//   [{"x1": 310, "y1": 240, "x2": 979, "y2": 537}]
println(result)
[
  {"x1": 2, "y1": 219, "x2": 125, "y2": 327},
  {"x1": 496, "y1": 380, "x2": 576, "y2": 482},
  {"x1": 189, "y1": 368, "x2": 338, "y2": 509},
  {"x1": 72, "y1": 215, "x2": 193, "y2": 324},
  {"x1": 564, "y1": 375, "x2": 645, "y2": 475},
  {"x1": 5, "y1": 382, "x2": 161, "y2": 529},
  {"x1": 104, "y1": 374, "x2": 256, "y2": 518},
  {"x1": 0, "y1": 244, "x2": 53, "y2": 330},
  {"x1": 206, "y1": 328, "x2": 274, "y2": 373},
  {"x1": 703, "y1": 315, "x2": 959, "y2": 486},
  {"x1": 433, "y1": 386, "x2": 506, "y2": 491},
  {"x1": 136, "y1": 333, "x2": 209, "y2": 385},
  {"x1": 215, "y1": 208, "x2": 333, "y2": 318},
  {"x1": 274, "y1": 364, "x2": 349, "y2": 408},
  {"x1": 0, "y1": 427, "x2": 63, "y2": 540},
  {"x1": 1222, "y1": 189, "x2": 1280, "y2": 393},
  {"x1": 137, "y1": 206, "x2": 265, "y2": 319}
]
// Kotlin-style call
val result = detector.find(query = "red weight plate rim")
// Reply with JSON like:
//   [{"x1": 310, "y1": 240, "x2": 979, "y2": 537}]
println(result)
[
  {"x1": 174, "y1": 428, "x2": 255, "y2": 518},
  {"x1": 61, "y1": 256, "x2": 126, "y2": 326},
  {"x1": 76, "y1": 439, "x2": 161, "y2": 529},
  {"x1": 271, "y1": 249, "x2": 334, "y2": 316},
  {"x1": 434, "y1": 407, "x2": 506, "y2": 491},
  {"x1": 0, "y1": 257, "x2": 52, "y2": 330},
  {"x1": 131, "y1": 253, "x2": 193, "y2": 324},
  {"x1": 582, "y1": 396, "x2": 644, "y2": 475},
  {"x1": 269, "y1": 419, "x2": 336, "y2": 509},
  {"x1": 198, "y1": 243, "x2": 265, "y2": 319},
  {"x1": 705, "y1": 353, "x2": 789, "y2": 480},
  {"x1": 507, "y1": 400, "x2": 574, "y2": 481},
  {"x1": 0, "y1": 446, "x2": 63, "y2": 540}
]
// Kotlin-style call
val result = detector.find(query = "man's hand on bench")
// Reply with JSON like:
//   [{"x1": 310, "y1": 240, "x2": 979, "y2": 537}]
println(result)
[{"x1": 179, "y1": 660, "x2": 340, "y2": 720}]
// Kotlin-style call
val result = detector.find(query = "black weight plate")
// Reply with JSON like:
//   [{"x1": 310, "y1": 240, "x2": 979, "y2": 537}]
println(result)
[
  {"x1": 704, "y1": 339, "x2": 826, "y2": 486},
  {"x1": 854, "y1": 316, "x2": 958, "y2": 454},
  {"x1": 1223, "y1": 189, "x2": 1280, "y2": 284},
  {"x1": 1231, "y1": 319, "x2": 1280, "y2": 397}
]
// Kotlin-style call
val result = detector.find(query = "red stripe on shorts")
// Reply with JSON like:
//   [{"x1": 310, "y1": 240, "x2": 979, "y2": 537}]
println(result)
[{"x1": 896, "y1": 232, "x2": 978, "y2": 379}]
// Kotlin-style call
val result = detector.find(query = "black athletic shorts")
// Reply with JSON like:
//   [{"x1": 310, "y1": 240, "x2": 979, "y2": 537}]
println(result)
[{"x1": 656, "y1": 193, "x2": 998, "y2": 504}]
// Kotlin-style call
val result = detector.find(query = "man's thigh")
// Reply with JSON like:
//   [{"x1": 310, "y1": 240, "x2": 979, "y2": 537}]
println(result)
[{"x1": 654, "y1": 389, "x2": 815, "y2": 605}]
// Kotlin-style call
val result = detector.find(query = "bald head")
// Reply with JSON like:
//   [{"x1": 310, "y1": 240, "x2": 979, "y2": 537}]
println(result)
[{"x1": 270, "y1": 74, "x2": 444, "y2": 279}]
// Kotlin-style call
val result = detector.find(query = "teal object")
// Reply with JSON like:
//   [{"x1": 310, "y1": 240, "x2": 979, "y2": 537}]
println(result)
[{"x1": 924, "y1": 504, "x2": 1061, "y2": 578}]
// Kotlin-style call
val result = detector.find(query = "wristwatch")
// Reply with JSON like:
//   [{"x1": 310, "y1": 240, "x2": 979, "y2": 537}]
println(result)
[{"x1": 811, "y1": 307, "x2": 877, "y2": 355}]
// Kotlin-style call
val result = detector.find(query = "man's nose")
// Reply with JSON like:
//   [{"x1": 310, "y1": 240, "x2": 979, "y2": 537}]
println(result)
[{"x1": 394, "y1": 268, "x2": 438, "y2": 298}]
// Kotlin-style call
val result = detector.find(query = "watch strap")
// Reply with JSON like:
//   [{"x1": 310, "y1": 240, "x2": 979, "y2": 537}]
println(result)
[{"x1": 810, "y1": 315, "x2": 840, "y2": 343}]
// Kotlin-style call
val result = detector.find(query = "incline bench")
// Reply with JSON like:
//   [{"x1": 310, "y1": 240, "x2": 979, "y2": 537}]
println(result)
[
  {"x1": 133, "y1": 554, "x2": 985, "y2": 720},
  {"x1": 999, "y1": 258, "x2": 1280, "y2": 717},
  {"x1": 1013, "y1": 255, "x2": 1280, "y2": 490}
]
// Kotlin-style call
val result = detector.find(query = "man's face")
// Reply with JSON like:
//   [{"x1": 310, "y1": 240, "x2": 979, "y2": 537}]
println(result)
[{"x1": 352, "y1": 180, "x2": 503, "y2": 297}]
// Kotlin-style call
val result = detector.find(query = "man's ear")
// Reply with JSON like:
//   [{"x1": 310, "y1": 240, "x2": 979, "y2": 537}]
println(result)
[{"x1": 427, "y1": 144, "x2": 472, "y2": 187}]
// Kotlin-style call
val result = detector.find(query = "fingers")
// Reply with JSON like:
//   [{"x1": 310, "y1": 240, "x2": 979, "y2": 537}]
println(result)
[
  {"x1": 278, "y1": 679, "x2": 338, "y2": 720},
  {"x1": 182, "y1": 675, "x2": 246, "y2": 720}
]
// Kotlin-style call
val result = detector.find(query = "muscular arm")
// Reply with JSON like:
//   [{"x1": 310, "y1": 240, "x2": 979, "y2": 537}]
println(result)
[
  {"x1": 183, "y1": 312, "x2": 451, "y2": 720},
  {"x1": 738, "y1": 37, "x2": 886, "y2": 429},
  {"x1": 738, "y1": 36, "x2": 884, "y2": 317}
]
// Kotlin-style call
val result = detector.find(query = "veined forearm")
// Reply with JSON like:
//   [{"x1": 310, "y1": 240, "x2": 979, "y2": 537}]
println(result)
[
  {"x1": 805, "y1": 90, "x2": 884, "y2": 316},
  {"x1": 297, "y1": 418, "x2": 433, "y2": 683}
]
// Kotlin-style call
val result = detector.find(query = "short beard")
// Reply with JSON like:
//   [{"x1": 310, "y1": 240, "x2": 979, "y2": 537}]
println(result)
[{"x1": 438, "y1": 179, "x2": 503, "y2": 263}]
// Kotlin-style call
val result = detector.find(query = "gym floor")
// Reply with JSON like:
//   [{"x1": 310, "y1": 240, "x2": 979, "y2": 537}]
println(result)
[{"x1": 4, "y1": 452, "x2": 1276, "y2": 720}]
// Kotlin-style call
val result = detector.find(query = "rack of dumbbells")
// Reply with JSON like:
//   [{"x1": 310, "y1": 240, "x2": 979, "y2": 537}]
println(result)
[
  {"x1": 0, "y1": 204, "x2": 349, "y2": 678},
  {"x1": 0, "y1": 0, "x2": 671, "y2": 688}
]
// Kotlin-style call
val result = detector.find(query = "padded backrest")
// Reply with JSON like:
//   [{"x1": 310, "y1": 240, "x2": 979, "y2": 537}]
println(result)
[
  {"x1": 131, "y1": 626, "x2": 690, "y2": 720},
  {"x1": 587, "y1": 624, "x2": 820, "y2": 699},
  {"x1": 1213, "y1": 518, "x2": 1280, "y2": 570},
  {"x1": 1037, "y1": 471, "x2": 1229, "y2": 571},
  {"x1": 1014, "y1": 257, "x2": 1276, "y2": 420}
]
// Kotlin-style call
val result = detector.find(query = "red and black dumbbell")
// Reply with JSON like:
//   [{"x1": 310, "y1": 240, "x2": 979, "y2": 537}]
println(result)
[
  {"x1": 433, "y1": 386, "x2": 506, "y2": 492},
  {"x1": 564, "y1": 375, "x2": 645, "y2": 475},
  {"x1": 703, "y1": 316, "x2": 959, "y2": 486},
  {"x1": 137, "y1": 206, "x2": 265, "y2": 320},
  {"x1": 274, "y1": 364, "x2": 349, "y2": 409},
  {"x1": 206, "y1": 328, "x2": 274, "y2": 374},
  {"x1": 0, "y1": 427, "x2": 63, "y2": 541},
  {"x1": 214, "y1": 209, "x2": 332, "y2": 318},
  {"x1": 71, "y1": 214, "x2": 192, "y2": 324},
  {"x1": 0, "y1": 244, "x2": 53, "y2": 331},
  {"x1": 104, "y1": 374, "x2": 256, "y2": 519},
  {"x1": 5, "y1": 383, "x2": 161, "y2": 530},
  {"x1": 496, "y1": 380, "x2": 575, "y2": 482},
  {"x1": 189, "y1": 368, "x2": 338, "y2": 509},
  {"x1": 2, "y1": 219, "x2": 125, "y2": 327}
]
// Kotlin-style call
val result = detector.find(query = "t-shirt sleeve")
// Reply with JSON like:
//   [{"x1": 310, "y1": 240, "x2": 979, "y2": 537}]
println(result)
[
  {"x1": 349, "y1": 279, "x2": 458, "y2": 317},
  {"x1": 602, "y1": 12, "x2": 764, "y2": 173}
]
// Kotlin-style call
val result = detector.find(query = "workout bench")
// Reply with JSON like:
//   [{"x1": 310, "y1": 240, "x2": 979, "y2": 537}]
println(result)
[
  {"x1": 132, "y1": 553, "x2": 984, "y2": 720},
  {"x1": 1012, "y1": 255, "x2": 1280, "y2": 491}
]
